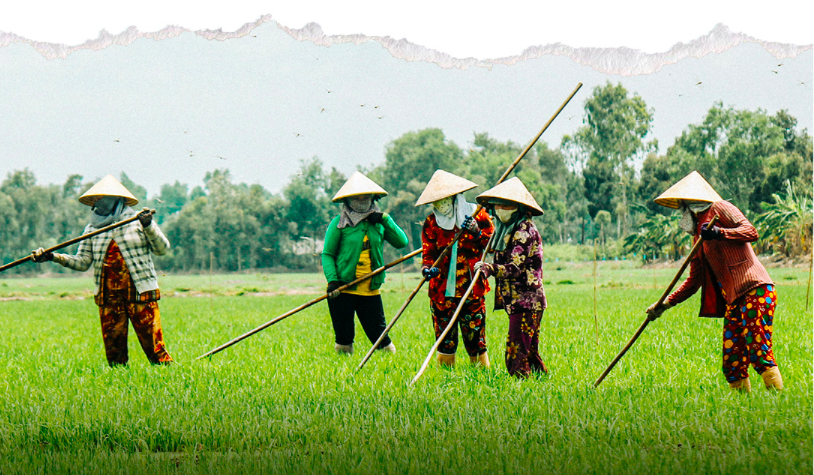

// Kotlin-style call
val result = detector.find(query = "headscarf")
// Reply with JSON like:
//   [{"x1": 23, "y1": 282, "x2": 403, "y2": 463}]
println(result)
[
  {"x1": 89, "y1": 196, "x2": 130, "y2": 228},
  {"x1": 490, "y1": 206, "x2": 525, "y2": 252},
  {"x1": 337, "y1": 196, "x2": 381, "y2": 229},
  {"x1": 678, "y1": 201, "x2": 713, "y2": 235},
  {"x1": 433, "y1": 194, "x2": 476, "y2": 231}
]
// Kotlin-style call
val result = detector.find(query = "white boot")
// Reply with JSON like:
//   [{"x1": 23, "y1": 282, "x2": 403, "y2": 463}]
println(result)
[
  {"x1": 378, "y1": 342, "x2": 396, "y2": 354},
  {"x1": 335, "y1": 343, "x2": 353, "y2": 355}
]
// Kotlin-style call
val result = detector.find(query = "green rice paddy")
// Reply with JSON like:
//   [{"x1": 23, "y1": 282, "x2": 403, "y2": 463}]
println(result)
[{"x1": 0, "y1": 262, "x2": 811, "y2": 474}]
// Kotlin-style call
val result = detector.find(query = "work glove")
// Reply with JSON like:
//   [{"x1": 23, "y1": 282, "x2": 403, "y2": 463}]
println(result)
[
  {"x1": 367, "y1": 212, "x2": 385, "y2": 225},
  {"x1": 474, "y1": 261, "x2": 492, "y2": 276},
  {"x1": 646, "y1": 300, "x2": 673, "y2": 320},
  {"x1": 700, "y1": 222, "x2": 722, "y2": 240},
  {"x1": 138, "y1": 208, "x2": 153, "y2": 227},
  {"x1": 326, "y1": 281, "x2": 346, "y2": 299},
  {"x1": 31, "y1": 247, "x2": 54, "y2": 262},
  {"x1": 421, "y1": 266, "x2": 440, "y2": 279},
  {"x1": 461, "y1": 215, "x2": 481, "y2": 237}
]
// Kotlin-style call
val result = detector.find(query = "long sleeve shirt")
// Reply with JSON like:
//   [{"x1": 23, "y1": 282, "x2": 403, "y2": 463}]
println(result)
[
  {"x1": 53, "y1": 211, "x2": 170, "y2": 297},
  {"x1": 421, "y1": 208, "x2": 494, "y2": 302},
  {"x1": 668, "y1": 200, "x2": 773, "y2": 317}
]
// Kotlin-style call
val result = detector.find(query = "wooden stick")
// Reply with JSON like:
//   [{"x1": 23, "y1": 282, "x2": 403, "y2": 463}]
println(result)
[
  {"x1": 593, "y1": 215, "x2": 719, "y2": 388},
  {"x1": 196, "y1": 248, "x2": 422, "y2": 360},
  {"x1": 593, "y1": 240, "x2": 599, "y2": 347},
  {"x1": 357, "y1": 82, "x2": 584, "y2": 371},
  {"x1": 0, "y1": 210, "x2": 154, "y2": 273},
  {"x1": 805, "y1": 250, "x2": 812, "y2": 312}
]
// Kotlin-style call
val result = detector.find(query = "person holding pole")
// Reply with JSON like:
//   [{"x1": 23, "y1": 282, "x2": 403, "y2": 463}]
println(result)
[
  {"x1": 322, "y1": 172, "x2": 408, "y2": 355},
  {"x1": 645, "y1": 171, "x2": 783, "y2": 392},
  {"x1": 31, "y1": 174, "x2": 173, "y2": 366},
  {"x1": 474, "y1": 178, "x2": 548, "y2": 378},
  {"x1": 415, "y1": 170, "x2": 494, "y2": 368}
]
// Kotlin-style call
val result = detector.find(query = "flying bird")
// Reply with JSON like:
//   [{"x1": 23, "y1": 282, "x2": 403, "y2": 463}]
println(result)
[
  {"x1": 320, "y1": 108, "x2": 325, "y2": 113},
  {"x1": 326, "y1": 90, "x2": 332, "y2": 93},
  {"x1": 771, "y1": 70, "x2": 778, "y2": 74},
  {"x1": 114, "y1": 139, "x2": 120, "y2": 142},
  {"x1": 377, "y1": 116, "x2": 384, "y2": 119},
  {"x1": 694, "y1": 81, "x2": 702, "y2": 86},
  {"x1": 295, "y1": 133, "x2": 301, "y2": 138},
  {"x1": 374, "y1": 106, "x2": 380, "y2": 109},
  {"x1": 360, "y1": 104, "x2": 365, "y2": 107},
  {"x1": 216, "y1": 156, "x2": 227, "y2": 160}
]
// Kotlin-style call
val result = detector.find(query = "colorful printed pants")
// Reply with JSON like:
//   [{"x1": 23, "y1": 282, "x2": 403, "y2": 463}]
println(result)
[
  {"x1": 506, "y1": 309, "x2": 547, "y2": 378},
  {"x1": 722, "y1": 284, "x2": 777, "y2": 383},
  {"x1": 99, "y1": 300, "x2": 173, "y2": 366},
  {"x1": 431, "y1": 298, "x2": 486, "y2": 357}
]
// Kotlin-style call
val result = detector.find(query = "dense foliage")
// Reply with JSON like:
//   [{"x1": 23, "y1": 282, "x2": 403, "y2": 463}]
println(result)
[{"x1": 1, "y1": 83, "x2": 811, "y2": 273}]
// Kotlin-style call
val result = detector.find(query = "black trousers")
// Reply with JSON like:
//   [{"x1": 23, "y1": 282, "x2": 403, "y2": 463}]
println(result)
[{"x1": 327, "y1": 292, "x2": 393, "y2": 348}]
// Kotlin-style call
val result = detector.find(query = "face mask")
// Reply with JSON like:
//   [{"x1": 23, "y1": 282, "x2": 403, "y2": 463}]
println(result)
[
  {"x1": 495, "y1": 207, "x2": 517, "y2": 223},
  {"x1": 93, "y1": 196, "x2": 119, "y2": 216},
  {"x1": 432, "y1": 197, "x2": 453, "y2": 216},
  {"x1": 679, "y1": 204, "x2": 696, "y2": 235},
  {"x1": 348, "y1": 196, "x2": 372, "y2": 213}
]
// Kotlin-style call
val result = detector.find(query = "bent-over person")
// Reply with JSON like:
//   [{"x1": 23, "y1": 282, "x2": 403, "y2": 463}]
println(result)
[
  {"x1": 32, "y1": 175, "x2": 173, "y2": 366},
  {"x1": 646, "y1": 171, "x2": 784, "y2": 392}
]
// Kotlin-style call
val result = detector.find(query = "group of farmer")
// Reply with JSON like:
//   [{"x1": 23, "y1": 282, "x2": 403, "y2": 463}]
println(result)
[{"x1": 30, "y1": 169, "x2": 785, "y2": 391}]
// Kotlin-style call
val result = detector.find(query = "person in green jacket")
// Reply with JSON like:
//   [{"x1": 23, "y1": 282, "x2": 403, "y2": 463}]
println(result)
[{"x1": 322, "y1": 172, "x2": 409, "y2": 355}]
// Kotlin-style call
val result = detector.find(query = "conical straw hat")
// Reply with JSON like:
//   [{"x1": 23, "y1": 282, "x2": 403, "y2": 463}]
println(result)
[
  {"x1": 78, "y1": 174, "x2": 139, "y2": 207},
  {"x1": 476, "y1": 177, "x2": 544, "y2": 216},
  {"x1": 332, "y1": 171, "x2": 388, "y2": 202},
  {"x1": 414, "y1": 170, "x2": 478, "y2": 206},
  {"x1": 654, "y1": 171, "x2": 722, "y2": 209}
]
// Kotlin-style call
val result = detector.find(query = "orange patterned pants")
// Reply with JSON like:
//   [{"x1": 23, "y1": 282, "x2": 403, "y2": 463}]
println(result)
[{"x1": 98, "y1": 240, "x2": 172, "y2": 366}]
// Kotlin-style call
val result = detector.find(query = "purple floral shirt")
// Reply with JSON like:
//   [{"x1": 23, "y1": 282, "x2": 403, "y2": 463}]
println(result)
[{"x1": 481, "y1": 218, "x2": 547, "y2": 314}]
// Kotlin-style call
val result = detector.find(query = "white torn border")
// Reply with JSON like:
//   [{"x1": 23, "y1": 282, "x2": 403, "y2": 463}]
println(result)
[{"x1": 0, "y1": 15, "x2": 810, "y2": 76}]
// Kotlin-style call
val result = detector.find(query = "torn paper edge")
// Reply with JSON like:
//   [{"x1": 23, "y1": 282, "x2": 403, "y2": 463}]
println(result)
[{"x1": 0, "y1": 16, "x2": 810, "y2": 76}]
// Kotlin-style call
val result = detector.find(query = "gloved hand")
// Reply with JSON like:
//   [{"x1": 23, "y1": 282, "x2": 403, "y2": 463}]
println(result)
[
  {"x1": 646, "y1": 300, "x2": 673, "y2": 320},
  {"x1": 367, "y1": 212, "x2": 385, "y2": 224},
  {"x1": 31, "y1": 247, "x2": 54, "y2": 262},
  {"x1": 421, "y1": 266, "x2": 440, "y2": 279},
  {"x1": 474, "y1": 261, "x2": 492, "y2": 276},
  {"x1": 138, "y1": 208, "x2": 153, "y2": 227},
  {"x1": 326, "y1": 281, "x2": 346, "y2": 299},
  {"x1": 461, "y1": 215, "x2": 481, "y2": 237},
  {"x1": 700, "y1": 222, "x2": 722, "y2": 240}
]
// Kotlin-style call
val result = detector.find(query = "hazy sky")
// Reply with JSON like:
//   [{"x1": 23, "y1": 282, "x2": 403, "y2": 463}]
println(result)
[{"x1": 0, "y1": 3, "x2": 811, "y2": 195}]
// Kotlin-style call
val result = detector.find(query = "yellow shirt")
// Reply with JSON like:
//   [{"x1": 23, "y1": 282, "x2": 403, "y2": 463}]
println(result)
[{"x1": 342, "y1": 235, "x2": 380, "y2": 296}]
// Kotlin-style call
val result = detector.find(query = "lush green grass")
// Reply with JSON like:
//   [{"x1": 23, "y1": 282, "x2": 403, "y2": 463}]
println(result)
[{"x1": 0, "y1": 263, "x2": 811, "y2": 475}]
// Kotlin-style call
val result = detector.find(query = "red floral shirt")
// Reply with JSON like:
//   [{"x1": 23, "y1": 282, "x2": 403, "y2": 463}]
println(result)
[{"x1": 421, "y1": 208, "x2": 494, "y2": 302}]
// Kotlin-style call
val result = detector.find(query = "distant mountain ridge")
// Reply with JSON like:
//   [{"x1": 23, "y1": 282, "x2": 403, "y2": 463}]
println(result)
[{"x1": 0, "y1": 17, "x2": 810, "y2": 75}]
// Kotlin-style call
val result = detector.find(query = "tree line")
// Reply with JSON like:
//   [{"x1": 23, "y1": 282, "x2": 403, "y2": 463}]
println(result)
[{"x1": 1, "y1": 83, "x2": 811, "y2": 274}]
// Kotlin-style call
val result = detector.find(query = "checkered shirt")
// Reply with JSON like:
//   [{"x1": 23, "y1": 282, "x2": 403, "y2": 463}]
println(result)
[{"x1": 54, "y1": 211, "x2": 170, "y2": 297}]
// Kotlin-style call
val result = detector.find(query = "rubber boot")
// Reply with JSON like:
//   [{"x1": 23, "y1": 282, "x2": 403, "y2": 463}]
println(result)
[
  {"x1": 378, "y1": 342, "x2": 396, "y2": 354},
  {"x1": 437, "y1": 352, "x2": 455, "y2": 368},
  {"x1": 335, "y1": 343, "x2": 353, "y2": 355},
  {"x1": 728, "y1": 377, "x2": 751, "y2": 393},
  {"x1": 470, "y1": 352, "x2": 490, "y2": 368},
  {"x1": 761, "y1": 366, "x2": 785, "y2": 390}
]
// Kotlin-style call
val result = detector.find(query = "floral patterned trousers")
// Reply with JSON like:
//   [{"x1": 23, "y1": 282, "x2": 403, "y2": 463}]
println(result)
[
  {"x1": 97, "y1": 240, "x2": 172, "y2": 366},
  {"x1": 431, "y1": 298, "x2": 487, "y2": 357},
  {"x1": 506, "y1": 309, "x2": 547, "y2": 378},
  {"x1": 722, "y1": 284, "x2": 777, "y2": 383}
]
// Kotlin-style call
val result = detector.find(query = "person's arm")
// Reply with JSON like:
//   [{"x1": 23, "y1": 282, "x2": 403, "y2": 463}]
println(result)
[
  {"x1": 381, "y1": 214, "x2": 409, "y2": 249},
  {"x1": 143, "y1": 221, "x2": 171, "y2": 256},
  {"x1": 474, "y1": 208, "x2": 494, "y2": 247},
  {"x1": 421, "y1": 217, "x2": 439, "y2": 268},
  {"x1": 712, "y1": 201, "x2": 759, "y2": 242},
  {"x1": 52, "y1": 226, "x2": 94, "y2": 271},
  {"x1": 666, "y1": 252, "x2": 703, "y2": 306},
  {"x1": 320, "y1": 217, "x2": 341, "y2": 283},
  {"x1": 485, "y1": 223, "x2": 530, "y2": 280}
]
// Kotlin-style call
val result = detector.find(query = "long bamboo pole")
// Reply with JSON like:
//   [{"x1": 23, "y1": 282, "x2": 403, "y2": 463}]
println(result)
[
  {"x1": 356, "y1": 82, "x2": 584, "y2": 372},
  {"x1": 196, "y1": 248, "x2": 422, "y2": 360},
  {"x1": 593, "y1": 215, "x2": 720, "y2": 388},
  {"x1": 0, "y1": 210, "x2": 155, "y2": 273},
  {"x1": 410, "y1": 236, "x2": 495, "y2": 386}
]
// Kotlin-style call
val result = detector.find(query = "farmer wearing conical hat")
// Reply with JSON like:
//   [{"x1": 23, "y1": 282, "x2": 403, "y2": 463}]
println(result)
[
  {"x1": 322, "y1": 172, "x2": 408, "y2": 355},
  {"x1": 415, "y1": 170, "x2": 495, "y2": 368},
  {"x1": 646, "y1": 171, "x2": 783, "y2": 392},
  {"x1": 473, "y1": 177, "x2": 548, "y2": 378},
  {"x1": 31, "y1": 175, "x2": 173, "y2": 366}
]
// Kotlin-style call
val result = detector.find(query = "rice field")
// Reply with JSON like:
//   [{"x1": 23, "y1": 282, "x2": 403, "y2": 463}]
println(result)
[{"x1": 0, "y1": 261, "x2": 811, "y2": 474}]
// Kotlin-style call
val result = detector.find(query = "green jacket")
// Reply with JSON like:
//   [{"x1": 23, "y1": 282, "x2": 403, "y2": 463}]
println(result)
[{"x1": 321, "y1": 213, "x2": 409, "y2": 290}]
